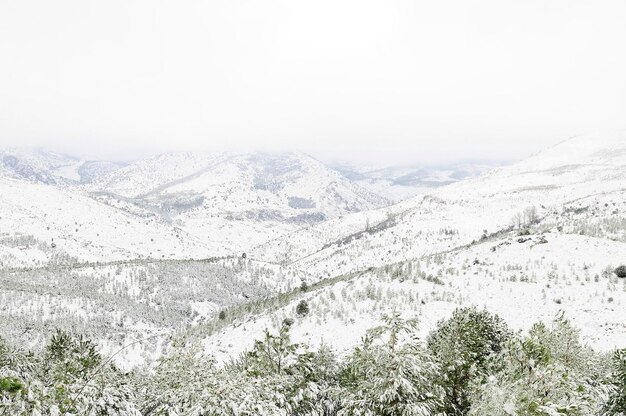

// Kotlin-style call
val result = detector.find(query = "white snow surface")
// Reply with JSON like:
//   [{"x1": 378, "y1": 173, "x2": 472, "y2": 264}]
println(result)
[
  {"x1": 206, "y1": 132, "x2": 626, "y2": 360},
  {"x1": 1, "y1": 132, "x2": 626, "y2": 367}
]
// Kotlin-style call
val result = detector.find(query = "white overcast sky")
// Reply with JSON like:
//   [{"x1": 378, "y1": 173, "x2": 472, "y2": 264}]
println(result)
[{"x1": 1, "y1": 0, "x2": 625, "y2": 165}]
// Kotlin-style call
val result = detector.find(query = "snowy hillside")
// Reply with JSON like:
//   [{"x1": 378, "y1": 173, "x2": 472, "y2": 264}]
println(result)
[
  {"x1": 255, "y1": 132, "x2": 626, "y2": 277},
  {"x1": 0, "y1": 257, "x2": 305, "y2": 368},
  {"x1": 0, "y1": 174, "x2": 212, "y2": 267},
  {"x1": 0, "y1": 149, "x2": 390, "y2": 265},
  {"x1": 204, "y1": 132, "x2": 626, "y2": 361},
  {"x1": 333, "y1": 161, "x2": 499, "y2": 202},
  {"x1": 92, "y1": 151, "x2": 388, "y2": 215},
  {"x1": 89, "y1": 151, "x2": 390, "y2": 253},
  {"x1": 0, "y1": 148, "x2": 123, "y2": 184},
  {"x1": 204, "y1": 223, "x2": 626, "y2": 362},
  {"x1": 1, "y1": 132, "x2": 625, "y2": 371}
]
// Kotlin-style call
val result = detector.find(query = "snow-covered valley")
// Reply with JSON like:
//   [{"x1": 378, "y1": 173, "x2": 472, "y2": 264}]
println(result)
[
  {"x1": 1, "y1": 133, "x2": 626, "y2": 414},
  {"x1": 2, "y1": 135, "x2": 626, "y2": 363}
]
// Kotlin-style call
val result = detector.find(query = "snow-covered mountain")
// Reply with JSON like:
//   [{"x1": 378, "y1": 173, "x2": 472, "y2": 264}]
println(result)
[
  {"x1": 211, "y1": 132, "x2": 626, "y2": 359},
  {"x1": 0, "y1": 173, "x2": 214, "y2": 268},
  {"x1": 1, "y1": 132, "x2": 625, "y2": 368},
  {"x1": 0, "y1": 149, "x2": 390, "y2": 265},
  {"x1": 332, "y1": 161, "x2": 500, "y2": 202},
  {"x1": 0, "y1": 148, "x2": 124, "y2": 184},
  {"x1": 254, "y1": 132, "x2": 626, "y2": 276},
  {"x1": 88, "y1": 151, "x2": 390, "y2": 253},
  {"x1": 91, "y1": 151, "x2": 388, "y2": 215}
]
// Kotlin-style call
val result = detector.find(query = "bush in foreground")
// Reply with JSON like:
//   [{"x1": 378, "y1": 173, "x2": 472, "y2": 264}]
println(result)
[{"x1": 1, "y1": 310, "x2": 624, "y2": 415}]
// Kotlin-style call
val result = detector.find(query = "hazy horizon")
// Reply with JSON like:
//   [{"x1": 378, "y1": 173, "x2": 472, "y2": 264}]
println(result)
[
  {"x1": 0, "y1": 141, "x2": 524, "y2": 169},
  {"x1": 2, "y1": 0, "x2": 625, "y2": 165}
]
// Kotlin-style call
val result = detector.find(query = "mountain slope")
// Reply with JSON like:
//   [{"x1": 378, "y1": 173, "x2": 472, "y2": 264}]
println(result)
[
  {"x1": 92, "y1": 151, "x2": 387, "y2": 214},
  {"x1": 0, "y1": 174, "x2": 212, "y2": 267},
  {"x1": 202, "y1": 226, "x2": 626, "y2": 363},
  {"x1": 0, "y1": 257, "x2": 306, "y2": 368},
  {"x1": 253, "y1": 132, "x2": 626, "y2": 276},
  {"x1": 333, "y1": 161, "x2": 499, "y2": 202},
  {"x1": 2, "y1": 133, "x2": 625, "y2": 368},
  {"x1": 89, "y1": 151, "x2": 390, "y2": 253},
  {"x1": 0, "y1": 148, "x2": 124, "y2": 184},
  {"x1": 198, "y1": 132, "x2": 626, "y2": 360},
  {"x1": 0, "y1": 149, "x2": 391, "y2": 264}
]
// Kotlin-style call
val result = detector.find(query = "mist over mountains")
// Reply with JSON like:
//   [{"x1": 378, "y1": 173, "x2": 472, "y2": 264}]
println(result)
[
  {"x1": 1, "y1": 131, "x2": 625, "y2": 353},
  {"x1": 1, "y1": 132, "x2": 626, "y2": 414},
  {"x1": 0, "y1": 148, "x2": 497, "y2": 261}
]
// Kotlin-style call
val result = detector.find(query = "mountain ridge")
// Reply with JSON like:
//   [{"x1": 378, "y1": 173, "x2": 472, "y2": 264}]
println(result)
[{"x1": 1, "y1": 132, "x2": 625, "y2": 368}]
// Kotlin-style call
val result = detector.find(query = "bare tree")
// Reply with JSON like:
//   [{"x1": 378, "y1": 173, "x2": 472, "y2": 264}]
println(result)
[
  {"x1": 524, "y1": 206, "x2": 538, "y2": 226},
  {"x1": 512, "y1": 206, "x2": 538, "y2": 229}
]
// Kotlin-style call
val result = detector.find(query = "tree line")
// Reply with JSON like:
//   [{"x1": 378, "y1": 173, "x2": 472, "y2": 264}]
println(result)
[{"x1": 1, "y1": 307, "x2": 625, "y2": 415}]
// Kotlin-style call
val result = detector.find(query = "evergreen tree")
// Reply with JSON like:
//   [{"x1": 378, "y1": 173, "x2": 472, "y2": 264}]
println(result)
[
  {"x1": 141, "y1": 339, "x2": 288, "y2": 415},
  {"x1": 1, "y1": 331, "x2": 140, "y2": 415},
  {"x1": 468, "y1": 315, "x2": 607, "y2": 416},
  {"x1": 339, "y1": 312, "x2": 444, "y2": 415},
  {"x1": 296, "y1": 300, "x2": 311, "y2": 317},
  {"x1": 242, "y1": 322, "x2": 341, "y2": 415},
  {"x1": 427, "y1": 307, "x2": 510, "y2": 415},
  {"x1": 246, "y1": 323, "x2": 299, "y2": 376},
  {"x1": 605, "y1": 348, "x2": 626, "y2": 415}
]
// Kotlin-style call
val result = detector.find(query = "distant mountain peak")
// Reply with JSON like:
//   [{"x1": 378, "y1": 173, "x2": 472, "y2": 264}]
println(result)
[{"x1": 0, "y1": 147, "x2": 124, "y2": 184}]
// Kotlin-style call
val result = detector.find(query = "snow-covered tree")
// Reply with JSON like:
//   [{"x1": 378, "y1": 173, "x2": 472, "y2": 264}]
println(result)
[
  {"x1": 141, "y1": 339, "x2": 288, "y2": 415},
  {"x1": 0, "y1": 331, "x2": 140, "y2": 415},
  {"x1": 468, "y1": 315, "x2": 608, "y2": 416},
  {"x1": 339, "y1": 312, "x2": 444, "y2": 416},
  {"x1": 427, "y1": 307, "x2": 510, "y2": 415},
  {"x1": 241, "y1": 322, "x2": 341, "y2": 415},
  {"x1": 604, "y1": 348, "x2": 626, "y2": 415},
  {"x1": 1, "y1": 314, "x2": 621, "y2": 415},
  {"x1": 245, "y1": 323, "x2": 299, "y2": 376}
]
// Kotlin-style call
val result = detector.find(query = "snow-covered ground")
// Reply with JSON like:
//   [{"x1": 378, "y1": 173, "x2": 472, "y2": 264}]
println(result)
[
  {"x1": 1, "y1": 132, "x2": 625, "y2": 368},
  {"x1": 253, "y1": 132, "x2": 626, "y2": 277},
  {"x1": 204, "y1": 132, "x2": 626, "y2": 360},
  {"x1": 205, "y1": 230, "x2": 626, "y2": 363},
  {"x1": 331, "y1": 161, "x2": 500, "y2": 202},
  {"x1": 0, "y1": 175, "x2": 212, "y2": 265}
]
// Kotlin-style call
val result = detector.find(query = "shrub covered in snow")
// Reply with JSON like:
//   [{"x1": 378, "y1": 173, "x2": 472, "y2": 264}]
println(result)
[
  {"x1": 0, "y1": 330, "x2": 140, "y2": 415},
  {"x1": 1, "y1": 313, "x2": 623, "y2": 415},
  {"x1": 296, "y1": 300, "x2": 310, "y2": 317}
]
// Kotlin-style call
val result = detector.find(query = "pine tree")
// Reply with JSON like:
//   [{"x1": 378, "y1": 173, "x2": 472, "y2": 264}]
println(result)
[
  {"x1": 246, "y1": 323, "x2": 299, "y2": 376},
  {"x1": 1, "y1": 332, "x2": 140, "y2": 415},
  {"x1": 141, "y1": 340, "x2": 288, "y2": 415},
  {"x1": 339, "y1": 312, "x2": 444, "y2": 415},
  {"x1": 468, "y1": 315, "x2": 607, "y2": 416},
  {"x1": 427, "y1": 307, "x2": 510, "y2": 415},
  {"x1": 605, "y1": 348, "x2": 626, "y2": 415},
  {"x1": 296, "y1": 300, "x2": 310, "y2": 317}
]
